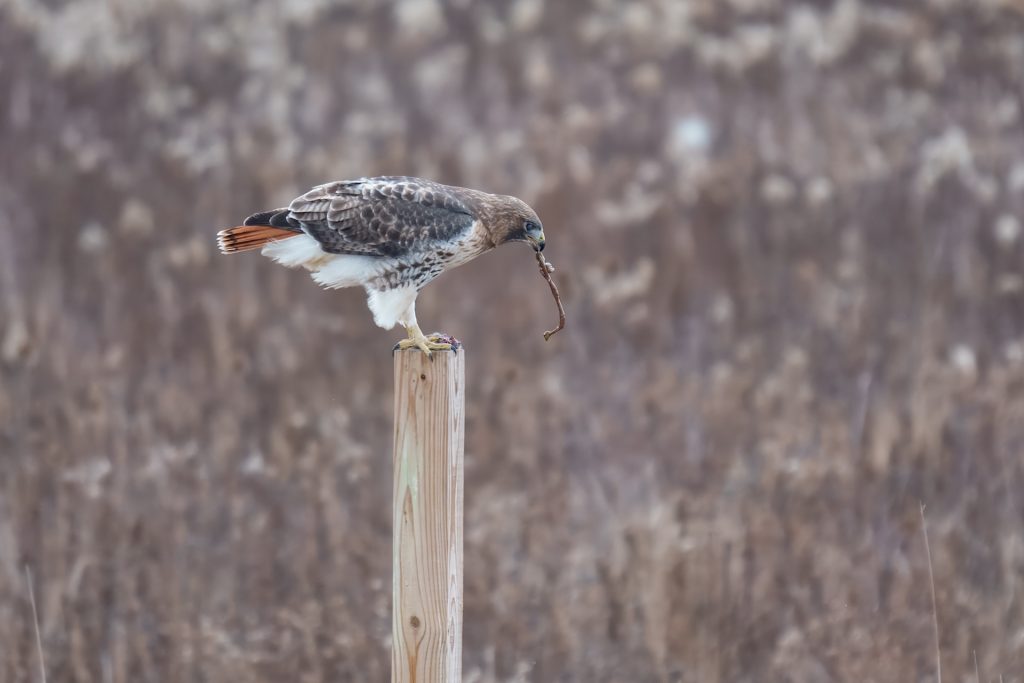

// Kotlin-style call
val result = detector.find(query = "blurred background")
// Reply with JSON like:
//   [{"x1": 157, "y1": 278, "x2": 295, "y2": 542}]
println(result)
[{"x1": 3, "y1": 0, "x2": 1024, "y2": 680}]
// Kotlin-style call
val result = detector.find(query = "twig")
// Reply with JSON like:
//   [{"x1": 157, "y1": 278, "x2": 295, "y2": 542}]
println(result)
[
  {"x1": 534, "y1": 251, "x2": 565, "y2": 341},
  {"x1": 920, "y1": 503, "x2": 941, "y2": 683},
  {"x1": 974, "y1": 649, "x2": 980, "y2": 683},
  {"x1": 25, "y1": 566, "x2": 47, "y2": 683}
]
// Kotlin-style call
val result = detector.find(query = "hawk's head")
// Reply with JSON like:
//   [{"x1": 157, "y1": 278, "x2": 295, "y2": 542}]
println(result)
[{"x1": 485, "y1": 195, "x2": 546, "y2": 252}]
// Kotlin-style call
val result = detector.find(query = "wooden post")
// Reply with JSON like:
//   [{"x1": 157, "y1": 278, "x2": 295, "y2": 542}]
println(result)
[{"x1": 392, "y1": 347, "x2": 464, "y2": 683}]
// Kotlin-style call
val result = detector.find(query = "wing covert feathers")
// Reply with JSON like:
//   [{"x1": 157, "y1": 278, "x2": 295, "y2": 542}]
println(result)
[{"x1": 217, "y1": 225, "x2": 299, "y2": 253}]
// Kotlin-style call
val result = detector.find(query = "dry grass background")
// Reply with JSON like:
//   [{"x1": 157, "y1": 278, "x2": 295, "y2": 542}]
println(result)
[{"x1": 2, "y1": 0, "x2": 1024, "y2": 681}]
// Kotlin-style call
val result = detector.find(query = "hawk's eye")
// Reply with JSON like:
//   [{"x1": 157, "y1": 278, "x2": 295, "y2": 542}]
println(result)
[{"x1": 524, "y1": 221, "x2": 539, "y2": 234}]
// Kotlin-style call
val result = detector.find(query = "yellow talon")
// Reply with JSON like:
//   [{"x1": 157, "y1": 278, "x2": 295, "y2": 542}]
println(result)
[{"x1": 396, "y1": 325, "x2": 452, "y2": 357}]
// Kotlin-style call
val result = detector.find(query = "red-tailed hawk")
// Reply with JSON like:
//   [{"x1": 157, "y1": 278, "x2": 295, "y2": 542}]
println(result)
[{"x1": 217, "y1": 176, "x2": 545, "y2": 354}]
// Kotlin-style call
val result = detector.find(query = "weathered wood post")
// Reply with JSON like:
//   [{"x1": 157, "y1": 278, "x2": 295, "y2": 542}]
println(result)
[{"x1": 392, "y1": 347, "x2": 465, "y2": 683}]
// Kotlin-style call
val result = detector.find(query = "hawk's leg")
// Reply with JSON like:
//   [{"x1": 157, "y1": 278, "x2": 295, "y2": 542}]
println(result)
[{"x1": 395, "y1": 323, "x2": 452, "y2": 357}]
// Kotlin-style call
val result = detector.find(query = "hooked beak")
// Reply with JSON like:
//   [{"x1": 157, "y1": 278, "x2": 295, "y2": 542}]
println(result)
[{"x1": 529, "y1": 231, "x2": 546, "y2": 252}]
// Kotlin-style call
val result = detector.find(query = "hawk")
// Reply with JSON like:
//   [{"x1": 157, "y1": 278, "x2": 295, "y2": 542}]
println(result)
[{"x1": 217, "y1": 176, "x2": 546, "y2": 354}]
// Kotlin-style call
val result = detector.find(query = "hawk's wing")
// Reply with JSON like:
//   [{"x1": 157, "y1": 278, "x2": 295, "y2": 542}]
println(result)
[{"x1": 287, "y1": 177, "x2": 476, "y2": 258}]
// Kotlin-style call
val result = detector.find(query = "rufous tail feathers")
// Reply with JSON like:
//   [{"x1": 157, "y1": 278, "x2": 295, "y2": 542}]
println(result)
[{"x1": 217, "y1": 225, "x2": 298, "y2": 254}]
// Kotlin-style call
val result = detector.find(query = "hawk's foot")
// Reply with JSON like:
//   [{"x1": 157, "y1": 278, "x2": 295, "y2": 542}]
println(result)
[
  {"x1": 425, "y1": 332, "x2": 461, "y2": 350},
  {"x1": 394, "y1": 328, "x2": 460, "y2": 357}
]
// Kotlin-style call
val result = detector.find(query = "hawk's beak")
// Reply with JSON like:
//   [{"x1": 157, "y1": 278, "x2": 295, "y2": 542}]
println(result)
[{"x1": 530, "y1": 232, "x2": 546, "y2": 252}]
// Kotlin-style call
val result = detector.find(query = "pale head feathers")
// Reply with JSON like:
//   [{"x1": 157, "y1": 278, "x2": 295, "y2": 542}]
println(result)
[{"x1": 458, "y1": 191, "x2": 543, "y2": 248}]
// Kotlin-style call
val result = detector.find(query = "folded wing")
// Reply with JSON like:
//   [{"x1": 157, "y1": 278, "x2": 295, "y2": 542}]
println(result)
[{"x1": 287, "y1": 177, "x2": 477, "y2": 258}]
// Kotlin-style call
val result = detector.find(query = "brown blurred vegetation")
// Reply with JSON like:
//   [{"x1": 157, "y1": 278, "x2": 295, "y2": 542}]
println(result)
[{"x1": 3, "y1": 0, "x2": 1024, "y2": 681}]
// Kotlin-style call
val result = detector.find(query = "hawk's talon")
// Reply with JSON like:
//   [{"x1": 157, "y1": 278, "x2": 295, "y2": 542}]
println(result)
[{"x1": 395, "y1": 327, "x2": 454, "y2": 357}]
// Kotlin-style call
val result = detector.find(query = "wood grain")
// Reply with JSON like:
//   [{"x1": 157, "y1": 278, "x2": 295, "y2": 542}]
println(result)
[{"x1": 392, "y1": 348, "x2": 465, "y2": 683}]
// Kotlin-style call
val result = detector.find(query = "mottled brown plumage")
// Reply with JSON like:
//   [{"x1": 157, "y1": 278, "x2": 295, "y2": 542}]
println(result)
[{"x1": 217, "y1": 176, "x2": 546, "y2": 354}]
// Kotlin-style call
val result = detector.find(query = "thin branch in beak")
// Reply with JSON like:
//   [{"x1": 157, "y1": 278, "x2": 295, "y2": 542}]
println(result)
[{"x1": 535, "y1": 251, "x2": 565, "y2": 341}]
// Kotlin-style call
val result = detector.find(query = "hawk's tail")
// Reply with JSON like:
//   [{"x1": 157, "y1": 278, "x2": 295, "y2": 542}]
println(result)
[{"x1": 217, "y1": 208, "x2": 298, "y2": 253}]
